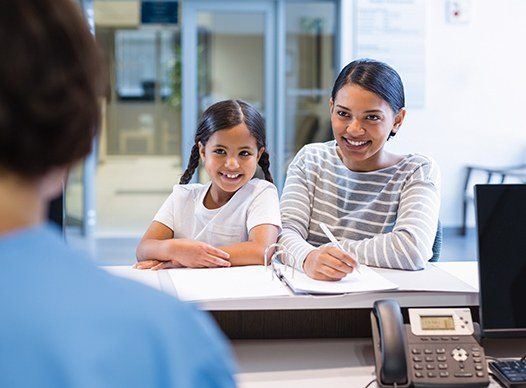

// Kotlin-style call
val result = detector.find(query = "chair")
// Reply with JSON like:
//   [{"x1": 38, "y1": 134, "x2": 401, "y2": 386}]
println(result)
[
  {"x1": 429, "y1": 220, "x2": 442, "y2": 262},
  {"x1": 461, "y1": 164, "x2": 526, "y2": 235}
]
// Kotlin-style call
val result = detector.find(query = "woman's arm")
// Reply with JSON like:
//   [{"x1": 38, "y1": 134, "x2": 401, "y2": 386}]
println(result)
[
  {"x1": 338, "y1": 167, "x2": 440, "y2": 271},
  {"x1": 217, "y1": 224, "x2": 280, "y2": 266},
  {"x1": 278, "y1": 148, "x2": 320, "y2": 270}
]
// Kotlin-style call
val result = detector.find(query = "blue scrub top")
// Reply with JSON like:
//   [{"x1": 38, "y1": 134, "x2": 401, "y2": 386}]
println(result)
[{"x1": 0, "y1": 224, "x2": 237, "y2": 387}]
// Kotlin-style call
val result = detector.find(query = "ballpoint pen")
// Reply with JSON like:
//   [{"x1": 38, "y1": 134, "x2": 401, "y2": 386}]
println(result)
[{"x1": 319, "y1": 222, "x2": 363, "y2": 275}]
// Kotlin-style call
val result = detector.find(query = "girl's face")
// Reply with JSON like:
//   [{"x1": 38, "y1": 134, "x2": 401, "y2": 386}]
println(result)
[
  {"x1": 329, "y1": 83, "x2": 406, "y2": 171},
  {"x1": 199, "y1": 123, "x2": 263, "y2": 197}
]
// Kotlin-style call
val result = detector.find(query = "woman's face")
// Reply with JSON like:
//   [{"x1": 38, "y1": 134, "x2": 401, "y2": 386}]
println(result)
[{"x1": 330, "y1": 83, "x2": 405, "y2": 171}]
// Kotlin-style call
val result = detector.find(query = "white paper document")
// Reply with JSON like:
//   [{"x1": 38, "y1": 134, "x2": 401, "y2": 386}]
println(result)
[
  {"x1": 274, "y1": 263, "x2": 398, "y2": 294},
  {"x1": 432, "y1": 262, "x2": 479, "y2": 291},
  {"x1": 103, "y1": 266, "x2": 162, "y2": 291},
  {"x1": 167, "y1": 266, "x2": 291, "y2": 302},
  {"x1": 374, "y1": 263, "x2": 478, "y2": 293}
]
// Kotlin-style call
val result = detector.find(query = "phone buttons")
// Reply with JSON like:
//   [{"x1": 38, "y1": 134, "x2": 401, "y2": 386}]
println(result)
[
  {"x1": 437, "y1": 356, "x2": 447, "y2": 362},
  {"x1": 436, "y1": 348, "x2": 446, "y2": 354},
  {"x1": 424, "y1": 349, "x2": 433, "y2": 354},
  {"x1": 454, "y1": 372, "x2": 474, "y2": 378},
  {"x1": 475, "y1": 365, "x2": 483, "y2": 371},
  {"x1": 426, "y1": 364, "x2": 436, "y2": 370},
  {"x1": 451, "y1": 348, "x2": 468, "y2": 362},
  {"x1": 414, "y1": 364, "x2": 423, "y2": 370},
  {"x1": 411, "y1": 348, "x2": 421, "y2": 354},
  {"x1": 438, "y1": 364, "x2": 448, "y2": 370},
  {"x1": 413, "y1": 356, "x2": 423, "y2": 362},
  {"x1": 427, "y1": 372, "x2": 437, "y2": 378},
  {"x1": 439, "y1": 371, "x2": 449, "y2": 378},
  {"x1": 476, "y1": 372, "x2": 485, "y2": 378},
  {"x1": 415, "y1": 372, "x2": 424, "y2": 378}
]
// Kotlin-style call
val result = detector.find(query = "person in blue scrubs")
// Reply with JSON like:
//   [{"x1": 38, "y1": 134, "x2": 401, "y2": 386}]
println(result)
[{"x1": 0, "y1": 1, "x2": 236, "y2": 387}]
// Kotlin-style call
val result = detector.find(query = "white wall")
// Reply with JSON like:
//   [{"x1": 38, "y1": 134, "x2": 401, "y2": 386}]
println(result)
[{"x1": 340, "y1": 0, "x2": 526, "y2": 228}]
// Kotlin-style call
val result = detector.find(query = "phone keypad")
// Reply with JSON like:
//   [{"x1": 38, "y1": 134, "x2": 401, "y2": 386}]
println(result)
[{"x1": 409, "y1": 333, "x2": 489, "y2": 384}]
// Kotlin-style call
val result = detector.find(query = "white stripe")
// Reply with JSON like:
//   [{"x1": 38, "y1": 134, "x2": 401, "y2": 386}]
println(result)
[
  {"x1": 312, "y1": 196, "x2": 397, "y2": 216},
  {"x1": 311, "y1": 185, "x2": 400, "y2": 206},
  {"x1": 280, "y1": 198, "x2": 311, "y2": 211},
  {"x1": 310, "y1": 207, "x2": 394, "y2": 227},
  {"x1": 304, "y1": 166, "x2": 404, "y2": 195},
  {"x1": 397, "y1": 232, "x2": 420, "y2": 270}
]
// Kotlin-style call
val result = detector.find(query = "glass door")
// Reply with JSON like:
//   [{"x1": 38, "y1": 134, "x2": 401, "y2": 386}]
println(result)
[{"x1": 182, "y1": 1, "x2": 276, "y2": 182}]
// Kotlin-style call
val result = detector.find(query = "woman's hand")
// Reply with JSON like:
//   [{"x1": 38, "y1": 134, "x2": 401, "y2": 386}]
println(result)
[{"x1": 303, "y1": 246, "x2": 358, "y2": 281}]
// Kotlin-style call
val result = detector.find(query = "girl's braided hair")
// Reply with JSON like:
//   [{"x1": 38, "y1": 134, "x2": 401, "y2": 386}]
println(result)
[{"x1": 180, "y1": 99, "x2": 273, "y2": 184}]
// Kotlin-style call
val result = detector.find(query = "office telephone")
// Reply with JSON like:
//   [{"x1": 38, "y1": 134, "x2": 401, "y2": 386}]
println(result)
[{"x1": 371, "y1": 300, "x2": 490, "y2": 387}]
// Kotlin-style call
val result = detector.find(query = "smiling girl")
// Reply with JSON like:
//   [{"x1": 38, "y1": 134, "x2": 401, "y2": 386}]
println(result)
[
  {"x1": 136, "y1": 100, "x2": 281, "y2": 270},
  {"x1": 279, "y1": 59, "x2": 440, "y2": 281}
]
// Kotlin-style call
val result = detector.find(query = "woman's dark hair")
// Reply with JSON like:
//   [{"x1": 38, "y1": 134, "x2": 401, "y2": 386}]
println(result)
[
  {"x1": 0, "y1": 0, "x2": 104, "y2": 178},
  {"x1": 180, "y1": 99, "x2": 273, "y2": 184},
  {"x1": 331, "y1": 59, "x2": 404, "y2": 137}
]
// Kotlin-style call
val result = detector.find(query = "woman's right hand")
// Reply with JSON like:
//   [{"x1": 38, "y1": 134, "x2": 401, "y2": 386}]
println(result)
[
  {"x1": 167, "y1": 239, "x2": 231, "y2": 268},
  {"x1": 303, "y1": 246, "x2": 357, "y2": 281}
]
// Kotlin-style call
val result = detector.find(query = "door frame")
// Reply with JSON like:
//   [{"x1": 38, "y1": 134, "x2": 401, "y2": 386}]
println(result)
[{"x1": 181, "y1": 0, "x2": 276, "y2": 182}]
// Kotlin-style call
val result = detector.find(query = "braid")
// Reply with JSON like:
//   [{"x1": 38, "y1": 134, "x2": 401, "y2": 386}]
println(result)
[
  {"x1": 179, "y1": 144, "x2": 200, "y2": 184},
  {"x1": 258, "y1": 150, "x2": 273, "y2": 183}
]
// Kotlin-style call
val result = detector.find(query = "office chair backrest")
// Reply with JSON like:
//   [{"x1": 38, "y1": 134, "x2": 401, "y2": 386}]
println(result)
[{"x1": 429, "y1": 220, "x2": 442, "y2": 262}]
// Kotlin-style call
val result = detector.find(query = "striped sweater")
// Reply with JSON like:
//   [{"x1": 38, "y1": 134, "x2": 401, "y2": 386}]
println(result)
[{"x1": 278, "y1": 141, "x2": 441, "y2": 271}]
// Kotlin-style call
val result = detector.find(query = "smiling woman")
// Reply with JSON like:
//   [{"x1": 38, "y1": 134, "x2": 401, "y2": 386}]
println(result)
[{"x1": 279, "y1": 59, "x2": 441, "y2": 281}]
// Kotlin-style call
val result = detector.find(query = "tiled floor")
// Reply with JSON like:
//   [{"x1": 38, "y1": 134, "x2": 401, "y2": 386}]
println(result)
[{"x1": 67, "y1": 227, "x2": 479, "y2": 266}]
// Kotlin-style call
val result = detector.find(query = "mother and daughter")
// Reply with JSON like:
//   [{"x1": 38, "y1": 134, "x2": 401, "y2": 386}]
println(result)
[{"x1": 136, "y1": 59, "x2": 440, "y2": 281}]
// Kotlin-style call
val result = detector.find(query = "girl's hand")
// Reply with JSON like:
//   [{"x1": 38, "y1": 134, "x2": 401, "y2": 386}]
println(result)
[
  {"x1": 168, "y1": 239, "x2": 231, "y2": 268},
  {"x1": 134, "y1": 260, "x2": 182, "y2": 270},
  {"x1": 303, "y1": 246, "x2": 357, "y2": 281}
]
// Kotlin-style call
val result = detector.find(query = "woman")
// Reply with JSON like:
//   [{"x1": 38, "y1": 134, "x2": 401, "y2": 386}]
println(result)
[{"x1": 279, "y1": 59, "x2": 440, "y2": 281}]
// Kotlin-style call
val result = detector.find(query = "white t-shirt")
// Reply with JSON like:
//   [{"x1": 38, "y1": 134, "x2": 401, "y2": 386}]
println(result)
[{"x1": 154, "y1": 178, "x2": 282, "y2": 247}]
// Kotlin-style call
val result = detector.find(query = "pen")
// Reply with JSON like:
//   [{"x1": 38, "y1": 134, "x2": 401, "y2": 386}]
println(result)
[{"x1": 319, "y1": 222, "x2": 362, "y2": 275}]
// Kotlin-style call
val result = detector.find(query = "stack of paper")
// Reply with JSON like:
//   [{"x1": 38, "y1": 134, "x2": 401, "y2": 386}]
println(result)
[
  {"x1": 167, "y1": 266, "x2": 291, "y2": 302},
  {"x1": 103, "y1": 266, "x2": 162, "y2": 291},
  {"x1": 274, "y1": 263, "x2": 398, "y2": 294}
]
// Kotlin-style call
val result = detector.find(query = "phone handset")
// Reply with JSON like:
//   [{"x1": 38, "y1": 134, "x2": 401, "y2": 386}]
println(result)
[{"x1": 371, "y1": 299, "x2": 410, "y2": 387}]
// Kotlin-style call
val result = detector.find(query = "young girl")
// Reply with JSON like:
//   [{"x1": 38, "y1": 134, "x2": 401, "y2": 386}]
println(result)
[
  {"x1": 279, "y1": 59, "x2": 440, "y2": 281},
  {"x1": 136, "y1": 100, "x2": 281, "y2": 270}
]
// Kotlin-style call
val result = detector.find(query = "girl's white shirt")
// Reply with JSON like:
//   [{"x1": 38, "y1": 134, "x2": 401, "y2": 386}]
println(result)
[{"x1": 154, "y1": 178, "x2": 282, "y2": 247}]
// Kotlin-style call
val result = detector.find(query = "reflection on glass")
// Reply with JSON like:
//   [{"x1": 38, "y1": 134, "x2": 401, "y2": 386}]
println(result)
[
  {"x1": 197, "y1": 12, "x2": 265, "y2": 116},
  {"x1": 89, "y1": 1, "x2": 182, "y2": 236},
  {"x1": 195, "y1": 11, "x2": 266, "y2": 183},
  {"x1": 283, "y1": 2, "x2": 336, "y2": 175}
]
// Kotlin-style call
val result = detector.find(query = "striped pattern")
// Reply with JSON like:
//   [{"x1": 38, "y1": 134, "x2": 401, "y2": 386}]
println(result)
[{"x1": 279, "y1": 141, "x2": 441, "y2": 271}]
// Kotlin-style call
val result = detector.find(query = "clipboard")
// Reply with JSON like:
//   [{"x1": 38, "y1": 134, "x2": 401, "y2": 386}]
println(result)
[{"x1": 264, "y1": 243, "x2": 399, "y2": 295}]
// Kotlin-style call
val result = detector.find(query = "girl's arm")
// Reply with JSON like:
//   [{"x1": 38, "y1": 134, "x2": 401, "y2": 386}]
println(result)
[
  {"x1": 136, "y1": 221, "x2": 230, "y2": 268},
  {"x1": 217, "y1": 224, "x2": 280, "y2": 266}
]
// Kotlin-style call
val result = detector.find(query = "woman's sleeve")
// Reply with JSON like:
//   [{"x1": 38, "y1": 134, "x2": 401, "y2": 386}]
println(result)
[
  {"x1": 340, "y1": 161, "x2": 441, "y2": 270},
  {"x1": 278, "y1": 148, "x2": 318, "y2": 271}
]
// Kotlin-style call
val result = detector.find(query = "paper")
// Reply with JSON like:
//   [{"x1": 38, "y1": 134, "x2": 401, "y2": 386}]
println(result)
[
  {"x1": 432, "y1": 262, "x2": 479, "y2": 291},
  {"x1": 167, "y1": 266, "x2": 291, "y2": 302},
  {"x1": 374, "y1": 263, "x2": 478, "y2": 293},
  {"x1": 103, "y1": 266, "x2": 162, "y2": 291},
  {"x1": 274, "y1": 264, "x2": 398, "y2": 294}
]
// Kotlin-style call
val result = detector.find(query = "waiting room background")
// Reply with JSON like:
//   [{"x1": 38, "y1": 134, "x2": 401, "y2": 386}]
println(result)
[{"x1": 66, "y1": 0, "x2": 526, "y2": 252}]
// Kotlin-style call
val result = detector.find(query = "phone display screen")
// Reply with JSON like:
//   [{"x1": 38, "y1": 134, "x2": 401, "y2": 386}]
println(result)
[{"x1": 420, "y1": 315, "x2": 455, "y2": 330}]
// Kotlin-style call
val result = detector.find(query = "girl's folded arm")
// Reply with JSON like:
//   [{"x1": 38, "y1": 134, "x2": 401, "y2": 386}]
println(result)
[
  {"x1": 217, "y1": 224, "x2": 280, "y2": 266},
  {"x1": 136, "y1": 221, "x2": 175, "y2": 262}
]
